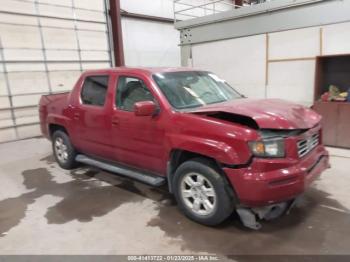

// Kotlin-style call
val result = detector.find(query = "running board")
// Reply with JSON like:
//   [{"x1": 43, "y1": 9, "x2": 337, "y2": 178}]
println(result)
[{"x1": 75, "y1": 154, "x2": 166, "y2": 187}]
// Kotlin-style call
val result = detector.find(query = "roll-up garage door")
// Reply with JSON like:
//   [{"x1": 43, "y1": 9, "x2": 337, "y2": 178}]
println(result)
[{"x1": 0, "y1": 0, "x2": 113, "y2": 143}]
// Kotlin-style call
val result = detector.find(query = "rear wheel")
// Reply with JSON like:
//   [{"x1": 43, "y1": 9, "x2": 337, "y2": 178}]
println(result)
[
  {"x1": 52, "y1": 130, "x2": 77, "y2": 169},
  {"x1": 173, "y1": 158, "x2": 235, "y2": 226}
]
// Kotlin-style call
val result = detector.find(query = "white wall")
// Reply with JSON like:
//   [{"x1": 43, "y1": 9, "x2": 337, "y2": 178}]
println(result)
[
  {"x1": 122, "y1": 18, "x2": 180, "y2": 67},
  {"x1": 120, "y1": 0, "x2": 181, "y2": 67},
  {"x1": 119, "y1": 0, "x2": 232, "y2": 67},
  {"x1": 191, "y1": 21, "x2": 350, "y2": 106},
  {"x1": 192, "y1": 34, "x2": 266, "y2": 99},
  {"x1": 120, "y1": 0, "x2": 174, "y2": 19}
]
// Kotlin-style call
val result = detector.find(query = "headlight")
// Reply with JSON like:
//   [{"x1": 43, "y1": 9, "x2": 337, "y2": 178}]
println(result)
[{"x1": 248, "y1": 139, "x2": 285, "y2": 158}]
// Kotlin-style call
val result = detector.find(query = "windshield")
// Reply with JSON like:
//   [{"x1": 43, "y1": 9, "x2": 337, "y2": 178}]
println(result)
[{"x1": 153, "y1": 71, "x2": 243, "y2": 109}]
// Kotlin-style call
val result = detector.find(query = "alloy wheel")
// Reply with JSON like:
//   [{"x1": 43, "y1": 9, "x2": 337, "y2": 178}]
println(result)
[
  {"x1": 54, "y1": 137, "x2": 68, "y2": 163},
  {"x1": 180, "y1": 172, "x2": 217, "y2": 216}
]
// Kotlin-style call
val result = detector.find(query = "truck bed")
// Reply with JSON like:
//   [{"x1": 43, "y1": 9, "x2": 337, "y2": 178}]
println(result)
[{"x1": 39, "y1": 92, "x2": 70, "y2": 139}]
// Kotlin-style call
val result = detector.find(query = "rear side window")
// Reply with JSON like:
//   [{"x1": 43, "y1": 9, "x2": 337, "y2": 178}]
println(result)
[{"x1": 81, "y1": 76, "x2": 109, "y2": 106}]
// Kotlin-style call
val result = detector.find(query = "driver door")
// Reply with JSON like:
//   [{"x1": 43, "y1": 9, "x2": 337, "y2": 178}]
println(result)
[{"x1": 111, "y1": 75, "x2": 166, "y2": 175}]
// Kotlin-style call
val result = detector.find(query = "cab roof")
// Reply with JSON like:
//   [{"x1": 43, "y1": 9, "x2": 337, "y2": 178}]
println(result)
[{"x1": 82, "y1": 67, "x2": 206, "y2": 76}]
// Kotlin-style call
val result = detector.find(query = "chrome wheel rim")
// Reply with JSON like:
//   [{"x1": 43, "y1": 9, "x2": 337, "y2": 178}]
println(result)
[
  {"x1": 54, "y1": 137, "x2": 68, "y2": 163},
  {"x1": 180, "y1": 172, "x2": 217, "y2": 216}
]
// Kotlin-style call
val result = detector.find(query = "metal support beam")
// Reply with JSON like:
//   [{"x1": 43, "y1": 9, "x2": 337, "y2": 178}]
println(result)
[
  {"x1": 176, "y1": 0, "x2": 350, "y2": 45},
  {"x1": 109, "y1": 0, "x2": 125, "y2": 66},
  {"x1": 121, "y1": 11, "x2": 175, "y2": 24}
]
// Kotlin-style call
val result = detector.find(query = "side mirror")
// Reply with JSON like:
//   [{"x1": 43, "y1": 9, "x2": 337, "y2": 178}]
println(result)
[{"x1": 134, "y1": 101, "x2": 158, "y2": 116}]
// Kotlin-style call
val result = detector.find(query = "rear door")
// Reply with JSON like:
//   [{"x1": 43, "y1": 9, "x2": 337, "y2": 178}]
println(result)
[
  {"x1": 111, "y1": 74, "x2": 166, "y2": 175},
  {"x1": 72, "y1": 74, "x2": 114, "y2": 159}
]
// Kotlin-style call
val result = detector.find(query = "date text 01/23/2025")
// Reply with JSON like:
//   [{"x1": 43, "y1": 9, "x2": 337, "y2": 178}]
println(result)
[{"x1": 127, "y1": 255, "x2": 220, "y2": 261}]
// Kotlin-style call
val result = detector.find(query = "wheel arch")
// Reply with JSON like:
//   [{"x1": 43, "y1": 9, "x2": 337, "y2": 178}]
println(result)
[
  {"x1": 48, "y1": 123, "x2": 68, "y2": 139},
  {"x1": 167, "y1": 149, "x2": 236, "y2": 197},
  {"x1": 46, "y1": 114, "x2": 72, "y2": 139}
]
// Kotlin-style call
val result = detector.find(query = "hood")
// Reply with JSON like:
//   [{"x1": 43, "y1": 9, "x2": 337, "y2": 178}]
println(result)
[{"x1": 188, "y1": 99, "x2": 321, "y2": 129}]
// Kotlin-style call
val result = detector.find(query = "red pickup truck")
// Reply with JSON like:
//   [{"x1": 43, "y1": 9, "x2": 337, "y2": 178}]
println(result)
[{"x1": 39, "y1": 67, "x2": 330, "y2": 229}]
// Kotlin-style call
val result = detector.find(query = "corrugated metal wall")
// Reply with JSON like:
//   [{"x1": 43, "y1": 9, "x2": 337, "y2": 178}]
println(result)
[{"x1": 0, "y1": 0, "x2": 113, "y2": 143}]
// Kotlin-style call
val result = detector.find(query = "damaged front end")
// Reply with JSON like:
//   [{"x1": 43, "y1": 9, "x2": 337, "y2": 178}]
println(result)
[
  {"x1": 188, "y1": 101, "x2": 328, "y2": 230},
  {"x1": 236, "y1": 197, "x2": 303, "y2": 230}
]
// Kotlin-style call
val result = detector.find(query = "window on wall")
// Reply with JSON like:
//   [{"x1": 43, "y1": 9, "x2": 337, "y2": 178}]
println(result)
[
  {"x1": 116, "y1": 76, "x2": 155, "y2": 111},
  {"x1": 81, "y1": 76, "x2": 109, "y2": 106}
]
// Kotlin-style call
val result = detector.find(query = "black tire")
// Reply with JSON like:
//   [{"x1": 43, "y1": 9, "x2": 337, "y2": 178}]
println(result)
[
  {"x1": 52, "y1": 130, "x2": 78, "y2": 170},
  {"x1": 173, "y1": 158, "x2": 235, "y2": 226}
]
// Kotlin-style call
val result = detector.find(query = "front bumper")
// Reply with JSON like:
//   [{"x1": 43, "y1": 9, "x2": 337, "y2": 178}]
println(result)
[{"x1": 224, "y1": 145, "x2": 330, "y2": 207}]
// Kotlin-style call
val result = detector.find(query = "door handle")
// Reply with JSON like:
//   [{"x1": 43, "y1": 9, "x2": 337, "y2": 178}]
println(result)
[
  {"x1": 73, "y1": 112, "x2": 80, "y2": 120},
  {"x1": 112, "y1": 117, "x2": 119, "y2": 126}
]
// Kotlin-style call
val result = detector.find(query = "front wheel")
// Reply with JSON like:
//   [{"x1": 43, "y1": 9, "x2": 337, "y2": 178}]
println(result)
[
  {"x1": 52, "y1": 130, "x2": 78, "y2": 170},
  {"x1": 173, "y1": 158, "x2": 235, "y2": 226}
]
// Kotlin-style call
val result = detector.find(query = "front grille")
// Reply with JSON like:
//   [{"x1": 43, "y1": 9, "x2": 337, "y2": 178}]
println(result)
[{"x1": 297, "y1": 133, "x2": 319, "y2": 158}]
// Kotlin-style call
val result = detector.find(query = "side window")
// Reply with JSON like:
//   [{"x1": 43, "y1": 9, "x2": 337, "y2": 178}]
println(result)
[
  {"x1": 116, "y1": 76, "x2": 155, "y2": 111},
  {"x1": 81, "y1": 75, "x2": 109, "y2": 106}
]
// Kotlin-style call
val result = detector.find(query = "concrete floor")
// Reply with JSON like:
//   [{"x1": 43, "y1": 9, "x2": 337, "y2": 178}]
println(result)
[{"x1": 0, "y1": 138, "x2": 350, "y2": 255}]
